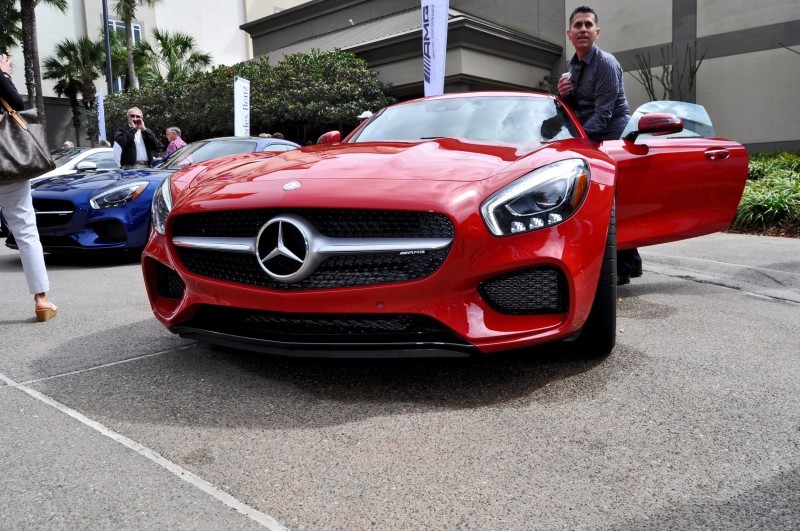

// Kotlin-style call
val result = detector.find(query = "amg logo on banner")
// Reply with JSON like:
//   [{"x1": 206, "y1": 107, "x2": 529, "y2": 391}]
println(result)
[
  {"x1": 422, "y1": 5, "x2": 432, "y2": 83},
  {"x1": 421, "y1": 0, "x2": 448, "y2": 96}
]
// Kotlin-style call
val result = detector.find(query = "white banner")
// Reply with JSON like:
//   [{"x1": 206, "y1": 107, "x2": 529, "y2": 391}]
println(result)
[
  {"x1": 421, "y1": 0, "x2": 449, "y2": 96},
  {"x1": 96, "y1": 88, "x2": 106, "y2": 142},
  {"x1": 233, "y1": 76, "x2": 250, "y2": 136}
]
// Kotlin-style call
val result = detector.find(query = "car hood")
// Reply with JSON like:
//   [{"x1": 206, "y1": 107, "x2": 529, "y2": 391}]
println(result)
[
  {"x1": 32, "y1": 168, "x2": 171, "y2": 193},
  {"x1": 186, "y1": 139, "x2": 553, "y2": 190}
]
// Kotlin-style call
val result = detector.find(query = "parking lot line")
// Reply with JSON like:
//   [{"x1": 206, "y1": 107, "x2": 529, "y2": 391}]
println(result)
[{"x1": 0, "y1": 370, "x2": 287, "y2": 531}]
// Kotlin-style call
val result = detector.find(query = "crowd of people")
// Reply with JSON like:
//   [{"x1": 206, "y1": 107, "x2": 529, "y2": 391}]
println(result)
[{"x1": 2, "y1": 4, "x2": 640, "y2": 323}]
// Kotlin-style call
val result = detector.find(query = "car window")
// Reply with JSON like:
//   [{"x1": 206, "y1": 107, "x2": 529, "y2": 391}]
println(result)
[
  {"x1": 85, "y1": 152, "x2": 119, "y2": 170},
  {"x1": 351, "y1": 96, "x2": 578, "y2": 144},
  {"x1": 160, "y1": 141, "x2": 259, "y2": 169},
  {"x1": 51, "y1": 148, "x2": 87, "y2": 168},
  {"x1": 621, "y1": 100, "x2": 716, "y2": 140},
  {"x1": 261, "y1": 144, "x2": 295, "y2": 152}
]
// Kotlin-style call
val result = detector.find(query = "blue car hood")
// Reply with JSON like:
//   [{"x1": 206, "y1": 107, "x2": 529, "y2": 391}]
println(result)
[{"x1": 32, "y1": 168, "x2": 171, "y2": 193}]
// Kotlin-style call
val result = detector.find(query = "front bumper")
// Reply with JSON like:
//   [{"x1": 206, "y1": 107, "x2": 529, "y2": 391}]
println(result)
[{"x1": 142, "y1": 183, "x2": 614, "y2": 357}]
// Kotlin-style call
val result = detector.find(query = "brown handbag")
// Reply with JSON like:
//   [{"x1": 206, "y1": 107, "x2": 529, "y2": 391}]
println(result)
[{"x1": 0, "y1": 96, "x2": 54, "y2": 183}]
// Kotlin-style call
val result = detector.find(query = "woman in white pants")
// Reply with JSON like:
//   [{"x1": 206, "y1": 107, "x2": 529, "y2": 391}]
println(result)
[{"x1": 1, "y1": 53, "x2": 57, "y2": 321}]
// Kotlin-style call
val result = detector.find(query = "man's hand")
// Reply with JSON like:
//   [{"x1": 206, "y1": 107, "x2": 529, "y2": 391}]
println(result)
[
  {"x1": 134, "y1": 117, "x2": 146, "y2": 130},
  {"x1": 557, "y1": 74, "x2": 573, "y2": 99}
]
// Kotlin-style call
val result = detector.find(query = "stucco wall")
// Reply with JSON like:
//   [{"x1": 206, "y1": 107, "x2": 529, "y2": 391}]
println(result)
[
  {"x1": 697, "y1": 0, "x2": 800, "y2": 36},
  {"x1": 698, "y1": 49, "x2": 800, "y2": 144}
]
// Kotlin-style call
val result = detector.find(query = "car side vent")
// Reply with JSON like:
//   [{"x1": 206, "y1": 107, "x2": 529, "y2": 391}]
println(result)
[{"x1": 479, "y1": 267, "x2": 568, "y2": 314}]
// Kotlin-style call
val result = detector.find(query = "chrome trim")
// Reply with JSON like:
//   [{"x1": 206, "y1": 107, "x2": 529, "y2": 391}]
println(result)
[
  {"x1": 316, "y1": 238, "x2": 452, "y2": 254},
  {"x1": 35, "y1": 211, "x2": 73, "y2": 215},
  {"x1": 172, "y1": 236, "x2": 256, "y2": 253}
]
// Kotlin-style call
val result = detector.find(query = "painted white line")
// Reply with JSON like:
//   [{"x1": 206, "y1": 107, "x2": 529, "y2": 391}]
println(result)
[
  {"x1": 17, "y1": 344, "x2": 197, "y2": 386},
  {"x1": 0, "y1": 371, "x2": 287, "y2": 531}
]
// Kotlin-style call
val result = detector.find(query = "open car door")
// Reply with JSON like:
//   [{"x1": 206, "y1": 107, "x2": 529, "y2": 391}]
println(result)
[{"x1": 601, "y1": 101, "x2": 748, "y2": 249}]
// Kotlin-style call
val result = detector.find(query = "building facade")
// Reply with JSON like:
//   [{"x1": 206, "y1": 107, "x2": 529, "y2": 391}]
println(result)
[
  {"x1": 243, "y1": 0, "x2": 800, "y2": 152},
  {"x1": 7, "y1": 0, "x2": 307, "y2": 147}
]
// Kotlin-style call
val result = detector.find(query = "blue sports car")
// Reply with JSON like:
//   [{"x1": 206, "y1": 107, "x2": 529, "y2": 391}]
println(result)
[{"x1": 3, "y1": 136, "x2": 299, "y2": 253}]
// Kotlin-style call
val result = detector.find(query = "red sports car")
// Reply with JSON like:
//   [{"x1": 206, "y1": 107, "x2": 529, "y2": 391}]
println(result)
[{"x1": 142, "y1": 92, "x2": 747, "y2": 358}]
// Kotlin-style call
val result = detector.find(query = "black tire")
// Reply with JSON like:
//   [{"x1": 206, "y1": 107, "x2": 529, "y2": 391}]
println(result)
[{"x1": 572, "y1": 202, "x2": 617, "y2": 357}]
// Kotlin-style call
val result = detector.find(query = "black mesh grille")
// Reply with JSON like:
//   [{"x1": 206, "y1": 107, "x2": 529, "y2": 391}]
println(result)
[
  {"x1": 479, "y1": 267, "x2": 568, "y2": 314},
  {"x1": 172, "y1": 209, "x2": 454, "y2": 289},
  {"x1": 181, "y1": 306, "x2": 469, "y2": 345},
  {"x1": 156, "y1": 263, "x2": 185, "y2": 299},
  {"x1": 91, "y1": 219, "x2": 127, "y2": 242},
  {"x1": 172, "y1": 209, "x2": 455, "y2": 239}
]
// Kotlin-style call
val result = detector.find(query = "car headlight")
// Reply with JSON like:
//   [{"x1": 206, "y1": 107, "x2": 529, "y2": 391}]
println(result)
[
  {"x1": 151, "y1": 177, "x2": 173, "y2": 235},
  {"x1": 480, "y1": 159, "x2": 590, "y2": 236},
  {"x1": 89, "y1": 181, "x2": 149, "y2": 209}
]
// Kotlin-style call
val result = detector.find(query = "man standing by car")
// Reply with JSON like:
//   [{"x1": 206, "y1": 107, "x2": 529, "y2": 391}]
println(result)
[
  {"x1": 114, "y1": 107, "x2": 160, "y2": 169},
  {"x1": 557, "y1": 5, "x2": 641, "y2": 285}
]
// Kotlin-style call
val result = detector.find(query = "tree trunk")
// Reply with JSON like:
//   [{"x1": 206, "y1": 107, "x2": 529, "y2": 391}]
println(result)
[
  {"x1": 19, "y1": 0, "x2": 46, "y2": 130},
  {"x1": 70, "y1": 94, "x2": 81, "y2": 146},
  {"x1": 125, "y1": 19, "x2": 138, "y2": 90}
]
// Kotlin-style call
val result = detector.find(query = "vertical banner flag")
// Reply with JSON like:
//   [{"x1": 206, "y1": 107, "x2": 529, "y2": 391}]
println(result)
[
  {"x1": 96, "y1": 88, "x2": 106, "y2": 142},
  {"x1": 421, "y1": 0, "x2": 449, "y2": 96},
  {"x1": 234, "y1": 76, "x2": 251, "y2": 136}
]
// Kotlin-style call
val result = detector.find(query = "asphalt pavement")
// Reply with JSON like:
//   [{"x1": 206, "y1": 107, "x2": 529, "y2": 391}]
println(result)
[{"x1": 1, "y1": 232, "x2": 798, "y2": 529}]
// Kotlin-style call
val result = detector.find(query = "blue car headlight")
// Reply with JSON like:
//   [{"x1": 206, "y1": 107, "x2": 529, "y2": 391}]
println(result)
[
  {"x1": 480, "y1": 159, "x2": 590, "y2": 236},
  {"x1": 151, "y1": 177, "x2": 173, "y2": 235},
  {"x1": 89, "y1": 181, "x2": 149, "y2": 210}
]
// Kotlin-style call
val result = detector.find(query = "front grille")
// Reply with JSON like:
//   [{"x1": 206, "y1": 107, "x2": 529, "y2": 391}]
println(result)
[
  {"x1": 180, "y1": 306, "x2": 469, "y2": 345},
  {"x1": 172, "y1": 209, "x2": 454, "y2": 289},
  {"x1": 91, "y1": 219, "x2": 127, "y2": 242},
  {"x1": 172, "y1": 209, "x2": 455, "y2": 239},
  {"x1": 479, "y1": 267, "x2": 568, "y2": 314},
  {"x1": 156, "y1": 263, "x2": 185, "y2": 299},
  {"x1": 33, "y1": 198, "x2": 75, "y2": 227}
]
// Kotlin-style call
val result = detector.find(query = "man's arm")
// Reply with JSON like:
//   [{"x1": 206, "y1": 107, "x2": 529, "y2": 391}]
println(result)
[
  {"x1": 142, "y1": 128, "x2": 162, "y2": 151},
  {"x1": 581, "y1": 56, "x2": 624, "y2": 139},
  {"x1": 113, "y1": 126, "x2": 135, "y2": 148}
]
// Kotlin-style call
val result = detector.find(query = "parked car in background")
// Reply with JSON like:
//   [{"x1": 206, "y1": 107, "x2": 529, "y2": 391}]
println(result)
[
  {"x1": 2, "y1": 137, "x2": 300, "y2": 253},
  {"x1": 40, "y1": 147, "x2": 117, "y2": 180},
  {"x1": 141, "y1": 92, "x2": 748, "y2": 358},
  {"x1": 0, "y1": 147, "x2": 117, "y2": 237}
]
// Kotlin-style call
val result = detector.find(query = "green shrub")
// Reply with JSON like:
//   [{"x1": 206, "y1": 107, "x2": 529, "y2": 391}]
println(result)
[
  {"x1": 747, "y1": 151, "x2": 800, "y2": 180},
  {"x1": 734, "y1": 158, "x2": 800, "y2": 230}
]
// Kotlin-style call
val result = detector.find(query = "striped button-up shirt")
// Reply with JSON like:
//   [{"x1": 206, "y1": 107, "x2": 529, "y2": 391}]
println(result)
[{"x1": 565, "y1": 45, "x2": 631, "y2": 141}]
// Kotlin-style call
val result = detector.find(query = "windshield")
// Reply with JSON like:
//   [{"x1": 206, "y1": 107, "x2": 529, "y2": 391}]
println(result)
[
  {"x1": 50, "y1": 148, "x2": 88, "y2": 168},
  {"x1": 158, "y1": 140, "x2": 259, "y2": 169},
  {"x1": 351, "y1": 96, "x2": 578, "y2": 144}
]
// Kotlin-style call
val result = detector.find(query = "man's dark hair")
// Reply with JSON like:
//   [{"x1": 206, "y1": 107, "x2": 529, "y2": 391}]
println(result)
[{"x1": 569, "y1": 5, "x2": 598, "y2": 26}]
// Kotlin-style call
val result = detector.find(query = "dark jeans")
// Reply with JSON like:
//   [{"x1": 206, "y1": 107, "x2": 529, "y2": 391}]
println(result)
[{"x1": 617, "y1": 248, "x2": 642, "y2": 276}]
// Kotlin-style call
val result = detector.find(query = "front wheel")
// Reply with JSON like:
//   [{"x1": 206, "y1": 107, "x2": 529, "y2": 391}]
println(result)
[{"x1": 571, "y1": 203, "x2": 617, "y2": 357}]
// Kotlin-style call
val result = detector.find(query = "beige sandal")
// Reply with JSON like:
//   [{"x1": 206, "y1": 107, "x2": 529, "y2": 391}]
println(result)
[{"x1": 35, "y1": 303, "x2": 58, "y2": 322}]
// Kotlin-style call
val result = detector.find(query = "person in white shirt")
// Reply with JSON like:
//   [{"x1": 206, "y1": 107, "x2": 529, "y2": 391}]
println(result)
[{"x1": 113, "y1": 107, "x2": 160, "y2": 169}]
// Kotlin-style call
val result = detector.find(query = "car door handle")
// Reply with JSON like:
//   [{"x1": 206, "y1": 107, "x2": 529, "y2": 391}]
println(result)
[{"x1": 705, "y1": 148, "x2": 730, "y2": 160}]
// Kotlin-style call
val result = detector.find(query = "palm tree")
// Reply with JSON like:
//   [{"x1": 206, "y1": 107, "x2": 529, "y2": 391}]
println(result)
[
  {"x1": 19, "y1": 0, "x2": 68, "y2": 128},
  {"x1": 43, "y1": 37, "x2": 105, "y2": 142},
  {"x1": 133, "y1": 27, "x2": 212, "y2": 87},
  {"x1": 0, "y1": 0, "x2": 23, "y2": 54},
  {"x1": 112, "y1": 0, "x2": 164, "y2": 90}
]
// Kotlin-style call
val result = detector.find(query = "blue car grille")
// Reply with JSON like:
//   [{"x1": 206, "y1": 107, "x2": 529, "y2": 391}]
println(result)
[{"x1": 32, "y1": 198, "x2": 74, "y2": 227}]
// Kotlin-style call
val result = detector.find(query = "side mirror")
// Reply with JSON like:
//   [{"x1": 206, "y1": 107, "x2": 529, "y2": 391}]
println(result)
[
  {"x1": 75, "y1": 161, "x2": 98, "y2": 171},
  {"x1": 623, "y1": 113, "x2": 684, "y2": 142},
  {"x1": 317, "y1": 131, "x2": 341, "y2": 144}
]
